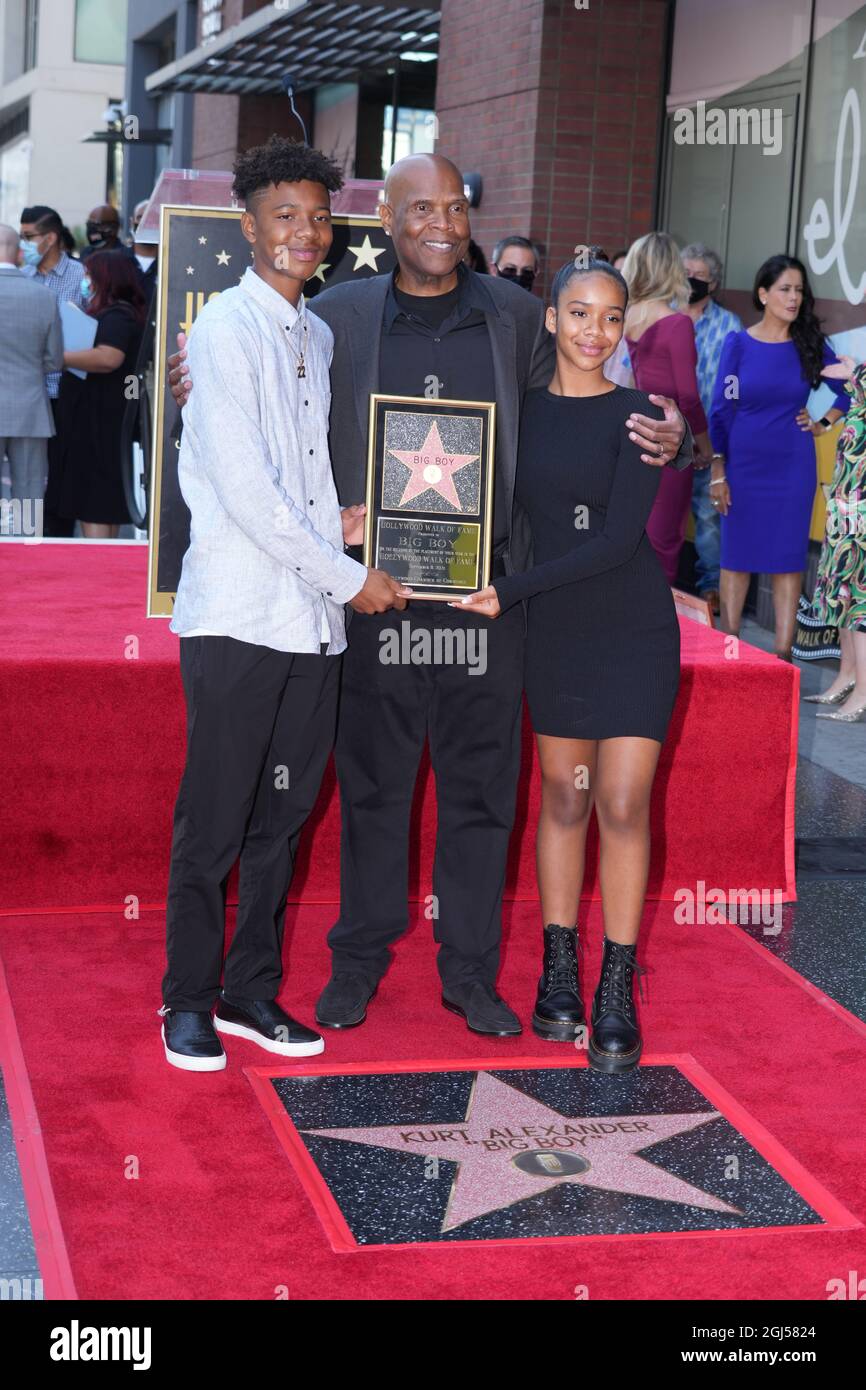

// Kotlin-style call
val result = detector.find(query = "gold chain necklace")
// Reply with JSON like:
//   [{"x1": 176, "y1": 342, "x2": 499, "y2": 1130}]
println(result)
[{"x1": 285, "y1": 319, "x2": 308, "y2": 379}]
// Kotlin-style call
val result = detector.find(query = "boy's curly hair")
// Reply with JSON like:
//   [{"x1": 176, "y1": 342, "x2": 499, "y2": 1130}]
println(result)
[{"x1": 232, "y1": 135, "x2": 344, "y2": 209}]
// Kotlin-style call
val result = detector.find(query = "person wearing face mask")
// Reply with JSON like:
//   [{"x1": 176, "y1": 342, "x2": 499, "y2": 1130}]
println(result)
[
  {"x1": 130, "y1": 198, "x2": 158, "y2": 302},
  {"x1": 490, "y1": 235, "x2": 539, "y2": 291},
  {"x1": 19, "y1": 205, "x2": 86, "y2": 537},
  {"x1": 0, "y1": 222, "x2": 64, "y2": 526},
  {"x1": 681, "y1": 244, "x2": 743, "y2": 616},
  {"x1": 53, "y1": 250, "x2": 147, "y2": 538},
  {"x1": 80, "y1": 204, "x2": 123, "y2": 257}
]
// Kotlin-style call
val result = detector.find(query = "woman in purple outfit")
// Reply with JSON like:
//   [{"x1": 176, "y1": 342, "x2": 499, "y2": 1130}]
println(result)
[
  {"x1": 708, "y1": 255, "x2": 847, "y2": 658},
  {"x1": 622, "y1": 232, "x2": 713, "y2": 582}
]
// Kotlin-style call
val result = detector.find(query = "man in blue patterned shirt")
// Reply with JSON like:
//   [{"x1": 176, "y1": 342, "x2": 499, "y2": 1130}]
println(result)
[
  {"x1": 20, "y1": 206, "x2": 86, "y2": 536},
  {"x1": 682, "y1": 243, "x2": 742, "y2": 611}
]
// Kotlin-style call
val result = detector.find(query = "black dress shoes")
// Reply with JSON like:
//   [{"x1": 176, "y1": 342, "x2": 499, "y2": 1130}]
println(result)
[
  {"x1": 442, "y1": 982, "x2": 522, "y2": 1036},
  {"x1": 588, "y1": 937, "x2": 645, "y2": 1075},
  {"x1": 160, "y1": 1007, "x2": 226, "y2": 1072},
  {"x1": 532, "y1": 924, "x2": 586, "y2": 1041},
  {"x1": 214, "y1": 994, "x2": 324, "y2": 1057},
  {"x1": 315, "y1": 973, "x2": 378, "y2": 1029}
]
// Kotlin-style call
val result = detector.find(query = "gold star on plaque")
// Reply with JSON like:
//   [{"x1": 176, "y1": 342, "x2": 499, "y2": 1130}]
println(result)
[
  {"x1": 216, "y1": 250, "x2": 231, "y2": 266},
  {"x1": 347, "y1": 234, "x2": 386, "y2": 272},
  {"x1": 308, "y1": 262, "x2": 331, "y2": 283}
]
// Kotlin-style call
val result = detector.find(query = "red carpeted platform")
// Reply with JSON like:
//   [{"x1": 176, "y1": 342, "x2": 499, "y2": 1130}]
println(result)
[
  {"x1": 1, "y1": 900, "x2": 863, "y2": 1300},
  {"x1": 0, "y1": 544, "x2": 797, "y2": 913}
]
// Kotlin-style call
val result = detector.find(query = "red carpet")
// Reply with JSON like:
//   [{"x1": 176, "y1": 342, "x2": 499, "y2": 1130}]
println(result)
[
  {"x1": 1, "y1": 901, "x2": 863, "y2": 1300},
  {"x1": 0, "y1": 544, "x2": 798, "y2": 911}
]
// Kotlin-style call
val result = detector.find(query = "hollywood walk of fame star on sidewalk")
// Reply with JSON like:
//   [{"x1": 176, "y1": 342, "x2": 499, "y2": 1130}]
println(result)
[
  {"x1": 302, "y1": 1071, "x2": 742, "y2": 1233},
  {"x1": 388, "y1": 419, "x2": 480, "y2": 510}
]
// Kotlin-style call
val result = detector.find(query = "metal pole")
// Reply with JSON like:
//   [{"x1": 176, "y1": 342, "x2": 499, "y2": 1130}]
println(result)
[{"x1": 390, "y1": 59, "x2": 400, "y2": 166}]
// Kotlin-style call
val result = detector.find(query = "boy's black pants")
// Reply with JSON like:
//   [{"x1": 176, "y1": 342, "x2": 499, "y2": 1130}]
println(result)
[{"x1": 163, "y1": 635, "x2": 339, "y2": 1011}]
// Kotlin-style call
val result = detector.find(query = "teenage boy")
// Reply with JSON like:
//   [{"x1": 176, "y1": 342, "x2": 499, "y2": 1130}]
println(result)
[{"x1": 160, "y1": 137, "x2": 408, "y2": 1072}]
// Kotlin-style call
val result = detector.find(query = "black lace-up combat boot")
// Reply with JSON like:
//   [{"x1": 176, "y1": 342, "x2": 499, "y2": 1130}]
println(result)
[
  {"x1": 532, "y1": 925, "x2": 586, "y2": 1041},
  {"x1": 588, "y1": 937, "x2": 646, "y2": 1074}
]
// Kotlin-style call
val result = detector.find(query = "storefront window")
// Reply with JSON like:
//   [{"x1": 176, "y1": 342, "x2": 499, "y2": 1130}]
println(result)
[
  {"x1": 74, "y1": 0, "x2": 126, "y2": 65},
  {"x1": 381, "y1": 105, "x2": 435, "y2": 171},
  {"x1": 0, "y1": 134, "x2": 32, "y2": 227},
  {"x1": 23, "y1": 0, "x2": 39, "y2": 71}
]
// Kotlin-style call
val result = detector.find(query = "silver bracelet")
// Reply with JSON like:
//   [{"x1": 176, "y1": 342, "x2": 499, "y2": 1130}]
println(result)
[{"x1": 709, "y1": 475, "x2": 727, "y2": 486}]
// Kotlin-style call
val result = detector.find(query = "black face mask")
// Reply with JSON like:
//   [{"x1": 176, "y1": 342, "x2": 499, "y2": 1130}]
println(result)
[
  {"x1": 688, "y1": 276, "x2": 711, "y2": 305},
  {"x1": 499, "y1": 265, "x2": 536, "y2": 291},
  {"x1": 86, "y1": 220, "x2": 117, "y2": 246}
]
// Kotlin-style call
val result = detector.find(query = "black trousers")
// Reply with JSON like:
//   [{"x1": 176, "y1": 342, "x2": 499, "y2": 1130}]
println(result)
[
  {"x1": 163, "y1": 636, "x2": 340, "y2": 1011},
  {"x1": 328, "y1": 601, "x2": 525, "y2": 991},
  {"x1": 43, "y1": 400, "x2": 75, "y2": 538}
]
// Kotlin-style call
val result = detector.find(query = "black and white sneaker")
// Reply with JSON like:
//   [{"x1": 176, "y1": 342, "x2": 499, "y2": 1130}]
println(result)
[
  {"x1": 159, "y1": 1006, "x2": 227, "y2": 1072},
  {"x1": 214, "y1": 994, "x2": 324, "y2": 1058}
]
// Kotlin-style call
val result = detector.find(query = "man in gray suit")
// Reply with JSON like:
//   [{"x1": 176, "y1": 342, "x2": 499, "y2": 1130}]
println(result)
[{"x1": 0, "y1": 223, "x2": 63, "y2": 525}]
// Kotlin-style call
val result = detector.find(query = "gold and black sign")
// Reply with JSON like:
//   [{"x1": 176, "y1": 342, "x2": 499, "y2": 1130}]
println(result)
[
  {"x1": 363, "y1": 394, "x2": 496, "y2": 601},
  {"x1": 147, "y1": 204, "x2": 395, "y2": 617}
]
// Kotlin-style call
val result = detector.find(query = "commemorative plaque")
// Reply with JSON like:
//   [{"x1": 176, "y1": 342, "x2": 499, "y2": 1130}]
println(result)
[{"x1": 363, "y1": 394, "x2": 496, "y2": 601}]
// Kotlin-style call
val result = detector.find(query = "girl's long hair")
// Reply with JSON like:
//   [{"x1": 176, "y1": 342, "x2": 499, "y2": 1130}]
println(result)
[{"x1": 753, "y1": 254, "x2": 825, "y2": 387}]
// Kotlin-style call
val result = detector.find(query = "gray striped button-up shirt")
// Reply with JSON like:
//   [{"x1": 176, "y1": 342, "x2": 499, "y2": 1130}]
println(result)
[{"x1": 170, "y1": 265, "x2": 367, "y2": 654}]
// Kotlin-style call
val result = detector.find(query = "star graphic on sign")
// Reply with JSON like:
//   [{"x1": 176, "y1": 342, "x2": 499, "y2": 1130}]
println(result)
[
  {"x1": 198, "y1": 236, "x2": 207, "y2": 245},
  {"x1": 388, "y1": 419, "x2": 479, "y2": 510},
  {"x1": 216, "y1": 249, "x2": 231, "y2": 266},
  {"x1": 347, "y1": 233, "x2": 387, "y2": 272},
  {"x1": 308, "y1": 262, "x2": 331, "y2": 283},
  {"x1": 303, "y1": 1071, "x2": 741, "y2": 1233},
  {"x1": 185, "y1": 265, "x2": 195, "y2": 275}
]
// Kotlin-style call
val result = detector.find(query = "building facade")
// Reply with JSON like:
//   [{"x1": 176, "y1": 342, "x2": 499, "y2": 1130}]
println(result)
[
  {"x1": 0, "y1": 0, "x2": 126, "y2": 233},
  {"x1": 136, "y1": 0, "x2": 866, "y2": 335},
  {"x1": 122, "y1": 0, "x2": 197, "y2": 217}
]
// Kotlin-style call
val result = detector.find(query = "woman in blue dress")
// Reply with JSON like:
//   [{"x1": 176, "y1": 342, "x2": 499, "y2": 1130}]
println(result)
[{"x1": 708, "y1": 255, "x2": 847, "y2": 658}]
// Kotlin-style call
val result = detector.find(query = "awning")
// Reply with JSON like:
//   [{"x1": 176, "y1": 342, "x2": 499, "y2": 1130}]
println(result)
[{"x1": 145, "y1": 0, "x2": 440, "y2": 97}]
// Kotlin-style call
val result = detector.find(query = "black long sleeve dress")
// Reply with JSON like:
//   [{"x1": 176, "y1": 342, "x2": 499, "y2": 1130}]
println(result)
[{"x1": 493, "y1": 386, "x2": 680, "y2": 742}]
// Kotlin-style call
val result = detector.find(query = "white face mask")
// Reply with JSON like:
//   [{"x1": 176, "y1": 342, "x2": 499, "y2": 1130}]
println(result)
[{"x1": 135, "y1": 253, "x2": 155, "y2": 272}]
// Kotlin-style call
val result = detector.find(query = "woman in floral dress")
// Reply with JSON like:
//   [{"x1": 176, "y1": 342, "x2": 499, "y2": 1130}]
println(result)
[{"x1": 807, "y1": 356, "x2": 866, "y2": 722}]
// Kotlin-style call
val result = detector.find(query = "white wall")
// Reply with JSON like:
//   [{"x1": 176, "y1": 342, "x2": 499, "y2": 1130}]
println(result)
[{"x1": 0, "y1": 0, "x2": 125, "y2": 232}]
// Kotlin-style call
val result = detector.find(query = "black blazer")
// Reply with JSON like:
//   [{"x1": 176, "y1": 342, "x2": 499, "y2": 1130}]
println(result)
[
  {"x1": 309, "y1": 270, "x2": 555, "y2": 577},
  {"x1": 309, "y1": 270, "x2": 693, "y2": 579}
]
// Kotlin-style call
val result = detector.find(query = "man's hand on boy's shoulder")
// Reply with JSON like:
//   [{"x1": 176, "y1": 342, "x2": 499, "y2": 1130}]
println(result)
[
  {"x1": 168, "y1": 332, "x2": 191, "y2": 407},
  {"x1": 341, "y1": 504, "x2": 367, "y2": 547}
]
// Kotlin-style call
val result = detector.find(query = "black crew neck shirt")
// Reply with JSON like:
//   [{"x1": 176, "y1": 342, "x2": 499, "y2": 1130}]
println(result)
[{"x1": 392, "y1": 281, "x2": 462, "y2": 329}]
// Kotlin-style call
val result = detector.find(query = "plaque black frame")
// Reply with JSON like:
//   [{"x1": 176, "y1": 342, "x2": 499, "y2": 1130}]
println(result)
[{"x1": 363, "y1": 393, "x2": 496, "y2": 601}]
